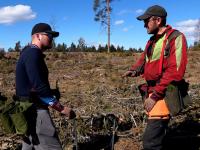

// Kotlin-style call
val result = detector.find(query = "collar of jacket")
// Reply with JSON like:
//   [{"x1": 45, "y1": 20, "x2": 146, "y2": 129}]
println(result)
[{"x1": 150, "y1": 25, "x2": 172, "y2": 42}]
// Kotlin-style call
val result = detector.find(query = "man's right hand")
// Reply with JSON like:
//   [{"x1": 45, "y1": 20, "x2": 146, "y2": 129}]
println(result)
[
  {"x1": 122, "y1": 70, "x2": 136, "y2": 78},
  {"x1": 61, "y1": 106, "x2": 76, "y2": 119}
]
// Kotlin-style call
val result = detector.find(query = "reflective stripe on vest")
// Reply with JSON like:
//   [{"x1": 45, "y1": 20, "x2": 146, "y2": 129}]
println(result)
[
  {"x1": 158, "y1": 29, "x2": 175, "y2": 75},
  {"x1": 175, "y1": 35, "x2": 183, "y2": 70},
  {"x1": 146, "y1": 34, "x2": 166, "y2": 62}
]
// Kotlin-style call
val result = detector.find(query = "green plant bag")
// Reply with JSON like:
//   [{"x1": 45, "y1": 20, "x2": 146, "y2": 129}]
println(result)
[
  {"x1": 0, "y1": 101, "x2": 16, "y2": 134},
  {"x1": 165, "y1": 81, "x2": 192, "y2": 116},
  {"x1": 0, "y1": 101, "x2": 32, "y2": 135},
  {"x1": 9, "y1": 101, "x2": 33, "y2": 135},
  {"x1": 0, "y1": 113, "x2": 15, "y2": 134},
  {"x1": 165, "y1": 84, "x2": 181, "y2": 116},
  {"x1": 10, "y1": 112, "x2": 28, "y2": 134}
]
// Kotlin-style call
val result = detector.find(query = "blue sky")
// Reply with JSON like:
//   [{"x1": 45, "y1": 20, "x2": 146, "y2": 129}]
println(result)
[{"x1": 0, "y1": 0, "x2": 200, "y2": 50}]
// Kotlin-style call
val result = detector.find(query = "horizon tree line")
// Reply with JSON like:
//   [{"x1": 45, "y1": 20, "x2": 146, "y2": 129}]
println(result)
[{"x1": 3, "y1": 37, "x2": 144, "y2": 53}]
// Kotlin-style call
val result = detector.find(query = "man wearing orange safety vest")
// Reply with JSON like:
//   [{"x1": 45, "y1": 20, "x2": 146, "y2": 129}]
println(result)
[{"x1": 122, "y1": 5, "x2": 188, "y2": 150}]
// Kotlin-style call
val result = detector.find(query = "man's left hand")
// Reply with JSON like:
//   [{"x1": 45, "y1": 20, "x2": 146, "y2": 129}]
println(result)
[
  {"x1": 61, "y1": 106, "x2": 76, "y2": 119},
  {"x1": 144, "y1": 97, "x2": 157, "y2": 112}
]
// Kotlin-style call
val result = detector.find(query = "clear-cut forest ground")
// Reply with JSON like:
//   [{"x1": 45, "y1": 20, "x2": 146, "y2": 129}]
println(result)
[{"x1": 0, "y1": 50, "x2": 200, "y2": 150}]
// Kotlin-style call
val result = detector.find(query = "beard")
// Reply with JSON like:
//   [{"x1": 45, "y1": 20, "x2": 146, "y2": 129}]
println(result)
[
  {"x1": 43, "y1": 45, "x2": 52, "y2": 50},
  {"x1": 147, "y1": 26, "x2": 159, "y2": 35},
  {"x1": 42, "y1": 41, "x2": 53, "y2": 50}
]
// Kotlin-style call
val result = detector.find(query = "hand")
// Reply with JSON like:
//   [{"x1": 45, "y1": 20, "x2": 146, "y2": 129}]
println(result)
[
  {"x1": 122, "y1": 70, "x2": 136, "y2": 78},
  {"x1": 144, "y1": 97, "x2": 156, "y2": 112},
  {"x1": 61, "y1": 106, "x2": 76, "y2": 119},
  {"x1": 51, "y1": 89, "x2": 61, "y2": 100}
]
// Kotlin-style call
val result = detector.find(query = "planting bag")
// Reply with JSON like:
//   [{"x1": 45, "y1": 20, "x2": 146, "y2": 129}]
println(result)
[
  {"x1": 165, "y1": 80, "x2": 191, "y2": 116},
  {"x1": 0, "y1": 100, "x2": 32, "y2": 135}
]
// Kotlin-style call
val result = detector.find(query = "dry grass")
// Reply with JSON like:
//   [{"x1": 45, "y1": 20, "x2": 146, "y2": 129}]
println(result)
[{"x1": 0, "y1": 50, "x2": 200, "y2": 149}]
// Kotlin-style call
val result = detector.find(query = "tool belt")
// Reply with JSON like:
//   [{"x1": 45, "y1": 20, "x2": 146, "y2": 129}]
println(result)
[
  {"x1": 138, "y1": 80, "x2": 157, "y2": 100},
  {"x1": 14, "y1": 94, "x2": 48, "y2": 110},
  {"x1": 0, "y1": 96, "x2": 33, "y2": 135},
  {"x1": 146, "y1": 80, "x2": 157, "y2": 87},
  {"x1": 138, "y1": 79, "x2": 191, "y2": 116}
]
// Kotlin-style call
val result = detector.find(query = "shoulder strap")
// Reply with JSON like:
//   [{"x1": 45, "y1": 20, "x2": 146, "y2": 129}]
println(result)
[
  {"x1": 164, "y1": 30, "x2": 182, "y2": 56},
  {"x1": 158, "y1": 29, "x2": 176, "y2": 75}
]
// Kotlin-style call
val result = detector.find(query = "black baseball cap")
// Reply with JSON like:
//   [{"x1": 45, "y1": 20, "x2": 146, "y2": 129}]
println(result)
[
  {"x1": 31, "y1": 23, "x2": 59, "y2": 37},
  {"x1": 137, "y1": 5, "x2": 167, "y2": 21}
]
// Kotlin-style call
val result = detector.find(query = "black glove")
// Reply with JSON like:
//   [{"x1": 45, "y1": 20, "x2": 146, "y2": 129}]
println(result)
[
  {"x1": 51, "y1": 89, "x2": 61, "y2": 101},
  {"x1": 69, "y1": 109, "x2": 76, "y2": 119}
]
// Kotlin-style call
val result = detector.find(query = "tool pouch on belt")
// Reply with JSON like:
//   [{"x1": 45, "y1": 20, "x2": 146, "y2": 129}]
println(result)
[
  {"x1": 164, "y1": 79, "x2": 191, "y2": 116},
  {"x1": 0, "y1": 96, "x2": 32, "y2": 135}
]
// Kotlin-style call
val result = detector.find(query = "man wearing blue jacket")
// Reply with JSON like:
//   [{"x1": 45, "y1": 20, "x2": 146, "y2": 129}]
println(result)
[{"x1": 16, "y1": 23, "x2": 76, "y2": 150}]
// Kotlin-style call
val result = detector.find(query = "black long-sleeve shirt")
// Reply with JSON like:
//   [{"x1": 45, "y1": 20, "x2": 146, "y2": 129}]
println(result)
[{"x1": 16, "y1": 45, "x2": 51, "y2": 97}]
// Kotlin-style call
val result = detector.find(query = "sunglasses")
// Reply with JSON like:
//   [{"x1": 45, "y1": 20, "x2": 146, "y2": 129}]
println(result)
[
  {"x1": 144, "y1": 16, "x2": 160, "y2": 24},
  {"x1": 40, "y1": 32, "x2": 53, "y2": 40}
]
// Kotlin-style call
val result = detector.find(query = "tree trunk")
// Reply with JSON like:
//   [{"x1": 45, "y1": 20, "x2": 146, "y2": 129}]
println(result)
[{"x1": 107, "y1": 0, "x2": 110, "y2": 53}]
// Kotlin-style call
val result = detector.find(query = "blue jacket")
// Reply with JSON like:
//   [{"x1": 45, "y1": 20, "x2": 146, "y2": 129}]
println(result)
[{"x1": 16, "y1": 45, "x2": 52, "y2": 99}]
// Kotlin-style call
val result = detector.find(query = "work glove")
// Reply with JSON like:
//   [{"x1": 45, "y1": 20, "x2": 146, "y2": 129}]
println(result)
[
  {"x1": 122, "y1": 70, "x2": 136, "y2": 78},
  {"x1": 144, "y1": 97, "x2": 157, "y2": 112},
  {"x1": 61, "y1": 106, "x2": 76, "y2": 119}
]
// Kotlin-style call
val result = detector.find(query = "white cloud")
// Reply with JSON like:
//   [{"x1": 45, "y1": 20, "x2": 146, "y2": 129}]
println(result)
[
  {"x1": 0, "y1": 5, "x2": 36, "y2": 24},
  {"x1": 114, "y1": 20, "x2": 124, "y2": 25},
  {"x1": 122, "y1": 26, "x2": 133, "y2": 32},
  {"x1": 123, "y1": 27, "x2": 128, "y2": 32},
  {"x1": 117, "y1": 10, "x2": 127, "y2": 15},
  {"x1": 175, "y1": 19, "x2": 200, "y2": 41},
  {"x1": 117, "y1": 9, "x2": 143, "y2": 16},
  {"x1": 175, "y1": 19, "x2": 199, "y2": 27},
  {"x1": 135, "y1": 9, "x2": 144, "y2": 14},
  {"x1": 176, "y1": 26, "x2": 195, "y2": 33},
  {"x1": 117, "y1": 9, "x2": 134, "y2": 15}
]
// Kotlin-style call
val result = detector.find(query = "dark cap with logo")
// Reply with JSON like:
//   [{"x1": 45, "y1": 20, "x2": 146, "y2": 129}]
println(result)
[
  {"x1": 137, "y1": 5, "x2": 167, "y2": 21},
  {"x1": 31, "y1": 23, "x2": 59, "y2": 37}
]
